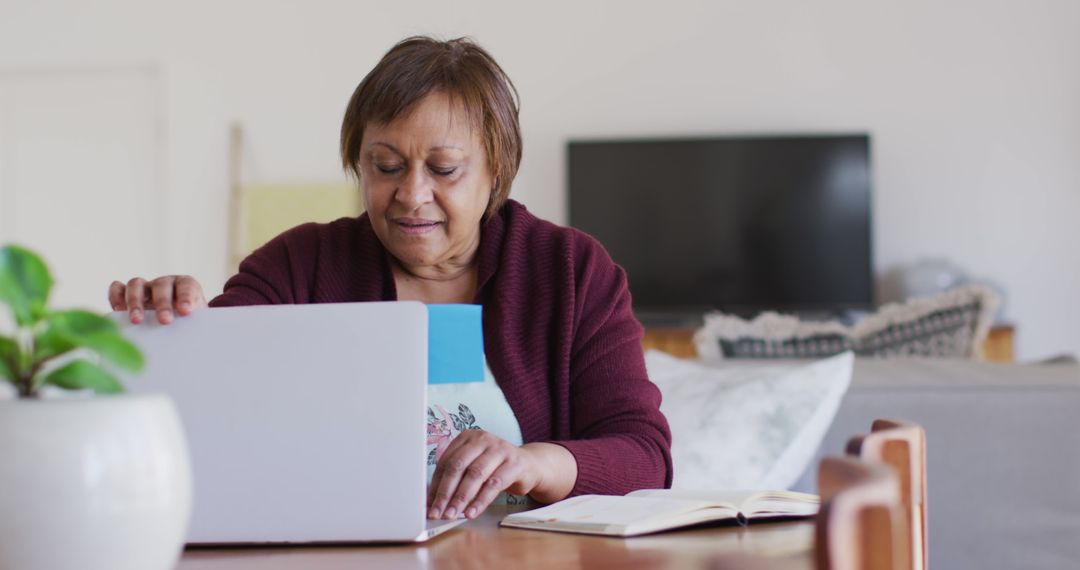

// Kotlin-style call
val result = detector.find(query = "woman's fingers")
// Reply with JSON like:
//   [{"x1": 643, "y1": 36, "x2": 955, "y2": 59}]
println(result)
[
  {"x1": 442, "y1": 448, "x2": 504, "y2": 519},
  {"x1": 428, "y1": 431, "x2": 542, "y2": 520},
  {"x1": 174, "y1": 275, "x2": 207, "y2": 315},
  {"x1": 429, "y1": 435, "x2": 489, "y2": 519},
  {"x1": 463, "y1": 461, "x2": 516, "y2": 519},
  {"x1": 112, "y1": 275, "x2": 207, "y2": 324},
  {"x1": 125, "y1": 277, "x2": 150, "y2": 323},
  {"x1": 150, "y1": 277, "x2": 177, "y2": 324},
  {"x1": 108, "y1": 281, "x2": 127, "y2": 311}
]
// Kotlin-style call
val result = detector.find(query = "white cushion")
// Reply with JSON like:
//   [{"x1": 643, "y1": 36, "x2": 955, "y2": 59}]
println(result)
[{"x1": 645, "y1": 350, "x2": 854, "y2": 490}]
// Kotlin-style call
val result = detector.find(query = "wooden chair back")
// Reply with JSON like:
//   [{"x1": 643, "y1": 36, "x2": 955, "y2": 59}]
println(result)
[
  {"x1": 847, "y1": 419, "x2": 928, "y2": 570},
  {"x1": 816, "y1": 456, "x2": 910, "y2": 570}
]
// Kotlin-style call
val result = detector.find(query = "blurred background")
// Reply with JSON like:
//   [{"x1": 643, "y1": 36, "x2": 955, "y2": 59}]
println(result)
[{"x1": 0, "y1": 0, "x2": 1077, "y2": 360}]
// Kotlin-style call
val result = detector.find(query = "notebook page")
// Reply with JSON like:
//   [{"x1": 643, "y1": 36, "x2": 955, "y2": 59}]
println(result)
[
  {"x1": 742, "y1": 490, "x2": 818, "y2": 517},
  {"x1": 503, "y1": 495, "x2": 729, "y2": 527},
  {"x1": 628, "y1": 488, "x2": 753, "y2": 510}
]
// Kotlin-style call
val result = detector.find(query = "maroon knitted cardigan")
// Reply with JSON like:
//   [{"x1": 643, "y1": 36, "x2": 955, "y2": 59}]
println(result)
[{"x1": 209, "y1": 199, "x2": 673, "y2": 496}]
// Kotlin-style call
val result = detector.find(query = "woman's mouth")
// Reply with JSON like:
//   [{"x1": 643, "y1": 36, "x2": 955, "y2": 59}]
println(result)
[{"x1": 393, "y1": 218, "x2": 442, "y2": 235}]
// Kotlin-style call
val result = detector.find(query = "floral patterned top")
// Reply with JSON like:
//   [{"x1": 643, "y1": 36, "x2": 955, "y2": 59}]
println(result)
[{"x1": 426, "y1": 358, "x2": 529, "y2": 505}]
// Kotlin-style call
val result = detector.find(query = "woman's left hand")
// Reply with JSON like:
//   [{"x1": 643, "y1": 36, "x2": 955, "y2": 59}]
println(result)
[{"x1": 427, "y1": 430, "x2": 574, "y2": 520}]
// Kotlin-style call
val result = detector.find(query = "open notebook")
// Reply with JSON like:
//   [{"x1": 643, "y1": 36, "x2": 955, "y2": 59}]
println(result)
[{"x1": 500, "y1": 489, "x2": 818, "y2": 537}]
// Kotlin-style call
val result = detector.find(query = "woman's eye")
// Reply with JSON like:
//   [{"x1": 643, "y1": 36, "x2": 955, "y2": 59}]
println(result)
[
  {"x1": 376, "y1": 164, "x2": 403, "y2": 174},
  {"x1": 429, "y1": 166, "x2": 457, "y2": 177}
]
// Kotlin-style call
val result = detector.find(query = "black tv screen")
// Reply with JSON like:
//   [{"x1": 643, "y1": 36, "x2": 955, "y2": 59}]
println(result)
[{"x1": 568, "y1": 134, "x2": 873, "y2": 316}]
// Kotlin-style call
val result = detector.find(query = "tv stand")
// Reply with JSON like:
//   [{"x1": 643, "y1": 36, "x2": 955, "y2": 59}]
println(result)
[
  {"x1": 640, "y1": 322, "x2": 1016, "y2": 363},
  {"x1": 640, "y1": 326, "x2": 700, "y2": 358},
  {"x1": 634, "y1": 310, "x2": 705, "y2": 329},
  {"x1": 634, "y1": 308, "x2": 867, "y2": 328},
  {"x1": 784, "y1": 309, "x2": 868, "y2": 326}
]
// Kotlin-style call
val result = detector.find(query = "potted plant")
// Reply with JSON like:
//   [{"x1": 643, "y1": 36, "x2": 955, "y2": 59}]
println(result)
[{"x1": 0, "y1": 245, "x2": 192, "y2": 570}]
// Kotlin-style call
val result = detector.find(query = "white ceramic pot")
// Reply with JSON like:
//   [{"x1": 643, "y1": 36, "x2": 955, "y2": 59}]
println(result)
[{"x1": 0, "y1": 394, "x2": 192, "y2": 570}]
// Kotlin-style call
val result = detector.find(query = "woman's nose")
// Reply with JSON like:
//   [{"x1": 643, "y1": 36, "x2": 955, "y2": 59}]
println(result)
[{"x1": 395, "y1": 167, "x2": 435, "y2": 210}]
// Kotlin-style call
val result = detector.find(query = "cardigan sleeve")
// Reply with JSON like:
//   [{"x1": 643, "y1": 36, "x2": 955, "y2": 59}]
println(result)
[
  {"x1": 209, "y1": 223, "x2": 319, "y2": 307},
  {"x1": 549, "y1": 235, "x2": 674, "y2": 496}
]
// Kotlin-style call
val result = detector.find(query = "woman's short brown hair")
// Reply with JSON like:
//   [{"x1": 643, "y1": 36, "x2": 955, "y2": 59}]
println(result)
[{"x1": 340, "y1": 36, "x2": 522, "y2": 218}]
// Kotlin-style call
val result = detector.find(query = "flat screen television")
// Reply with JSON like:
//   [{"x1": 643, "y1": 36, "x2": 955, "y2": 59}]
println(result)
[{"x1": 568, "y1": 134, "x2": 873, "y2": 319}]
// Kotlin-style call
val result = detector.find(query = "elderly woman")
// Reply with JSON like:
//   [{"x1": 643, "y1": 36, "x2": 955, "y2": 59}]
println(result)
[{"x1": 109, "y1": 36, "x2": 671, "y2": 520}]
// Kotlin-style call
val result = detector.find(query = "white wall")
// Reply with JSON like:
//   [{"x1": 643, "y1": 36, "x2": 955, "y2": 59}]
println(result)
[
  {"x1": 1, "y1": 0, "x2": 1077, "y2": 360},
  {"x1": 0, "y1": 68, "x2": 168, "y2": 312}
]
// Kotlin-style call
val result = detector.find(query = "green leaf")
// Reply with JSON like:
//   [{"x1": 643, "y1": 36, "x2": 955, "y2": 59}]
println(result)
[
  {"x1": 48, "y1": 309, "x2": 120, "y2": 335},
  {"x1": 33, "y1": 326, "x2": 75, "y2": 362},
  {"x1": 0, "y1": 335, "x2": 17, "y2": 381},
  {"x1": 0, "y1": 334, "x2": 18, "y2": 382},
  {"x1": 85, "y1": 334, "x2": 143, "y2": 372},
  {"x1": 0, "y1": 245, "x2": 53, "y2": 327},
  {"x1": 0, "y1": 334, "x2": 16, "y2": 360},
  {"x1": 43, "y1": 310, "x2": 144, "y2": 372},
  {"x1": 40, "y1": 359, "x2": 125, "y2": 394}
]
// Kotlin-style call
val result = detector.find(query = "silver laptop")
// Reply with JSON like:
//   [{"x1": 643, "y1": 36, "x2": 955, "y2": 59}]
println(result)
[{"x1": 115, "y1": 301, "x2": 466, "y2": 543}]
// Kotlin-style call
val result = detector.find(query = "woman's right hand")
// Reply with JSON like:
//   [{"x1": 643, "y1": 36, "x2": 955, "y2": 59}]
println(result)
[{"x1": 108, "y1": 276, "x2": 208, "y2": 325}]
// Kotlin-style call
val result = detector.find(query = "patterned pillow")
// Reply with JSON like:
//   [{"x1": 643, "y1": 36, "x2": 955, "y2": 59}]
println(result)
[
  {"x1": 644, "y1": 350, "x2": 854, "y2": 490},
  {"x1": 694, "y1": 284, "x2": 999, "y2": 360}
]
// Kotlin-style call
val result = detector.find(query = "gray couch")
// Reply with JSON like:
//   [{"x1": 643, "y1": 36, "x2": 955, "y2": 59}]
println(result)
[{"x1": 789, "y1": 358, "x2": 1080, "y2": 570}]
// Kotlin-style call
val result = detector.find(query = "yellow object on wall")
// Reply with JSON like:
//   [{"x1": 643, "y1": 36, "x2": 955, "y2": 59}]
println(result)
[{"x1": 231, "y1": 182, "x2": 362, "y2": 268}]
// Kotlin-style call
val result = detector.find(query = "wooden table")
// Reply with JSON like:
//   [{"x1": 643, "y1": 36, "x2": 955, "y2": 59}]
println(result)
[{"x1": 177, "y1": 505, "x2": 814, "y2": 570}]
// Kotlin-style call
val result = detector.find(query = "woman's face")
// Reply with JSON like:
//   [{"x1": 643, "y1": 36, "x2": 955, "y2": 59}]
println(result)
[{"x1": 359, "y1": 91, "x2": 492, "y2": 275}]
